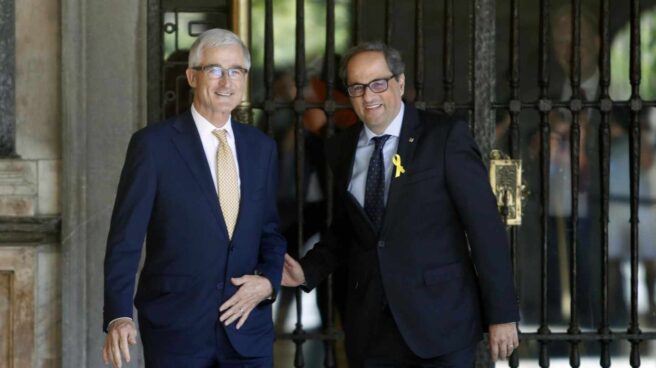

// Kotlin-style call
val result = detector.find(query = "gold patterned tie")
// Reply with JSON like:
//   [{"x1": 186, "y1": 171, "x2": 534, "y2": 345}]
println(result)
[{"x1": 212, "y1": 129, "x2": 240, "y2": 239}]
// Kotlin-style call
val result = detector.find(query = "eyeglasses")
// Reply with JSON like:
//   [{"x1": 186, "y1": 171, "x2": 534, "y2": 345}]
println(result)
[
  {"x1": 192, "y1": 65, "x2": 248, "y2": 80},
  {"x1": 346, "y1": 75, "x2": 397, "y2": 97}
]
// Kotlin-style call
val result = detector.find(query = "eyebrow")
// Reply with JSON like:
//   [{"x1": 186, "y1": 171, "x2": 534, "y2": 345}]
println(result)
[
  {"x1": 348, "y1": 75, "x2": 393, "y2": 85},
  {"x1": 203, "y1": 64, "x2": 244, "y2": 69}
]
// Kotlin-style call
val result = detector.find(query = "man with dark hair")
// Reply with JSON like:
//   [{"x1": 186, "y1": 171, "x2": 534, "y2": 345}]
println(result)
[
  {"x1": 102, "y1": 28, "x2": 286, "y2": 367},
  {"x1": 283, "y1": 41, "x2": 519, "y2": 367}
]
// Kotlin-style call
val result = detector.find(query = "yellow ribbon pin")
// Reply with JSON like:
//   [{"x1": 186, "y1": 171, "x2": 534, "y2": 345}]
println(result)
[{"x1": 393, "y1": 154, "x2": 406, "y2": 178}]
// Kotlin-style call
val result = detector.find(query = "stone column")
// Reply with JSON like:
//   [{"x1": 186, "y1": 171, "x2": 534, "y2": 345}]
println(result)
[
  {"x1": 0, "y1": 0, "x2": 16, "y2": 157},
  {"x1": 62, "y1": 0, "x2": 147, "y2": 366}
]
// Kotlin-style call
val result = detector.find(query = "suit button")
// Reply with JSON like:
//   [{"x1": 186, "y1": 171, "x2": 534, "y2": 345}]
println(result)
[
  {"x1": 216, "y1": 282, "x2": 224, "y2": 290},
  {"x1": 229, "y1": 245, "x2": 234, "y2": 252},
  {"x1": 354, "y1": 281, "x2": 359, "y2": 289},
  {"x1": 377, "y1": 241, "x2": 385, "y2": 248}
]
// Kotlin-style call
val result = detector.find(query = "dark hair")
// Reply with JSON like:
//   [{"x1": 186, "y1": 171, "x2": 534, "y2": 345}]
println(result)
[{"x1": 339, "y1": 41, "x2": 405, "y2": 83}]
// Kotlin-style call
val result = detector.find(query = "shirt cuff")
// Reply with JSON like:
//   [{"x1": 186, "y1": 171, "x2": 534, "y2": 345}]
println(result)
[
  {"x1": 107, "y1": 317, "x2": 133, "y2": 330},
  {"x1": 254, "y1": 270, "x2": 275, "y2": 300}
]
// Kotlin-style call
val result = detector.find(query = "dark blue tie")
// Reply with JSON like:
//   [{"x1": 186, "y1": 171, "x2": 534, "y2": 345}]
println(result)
[{"x1": 364, "y1": 134, "x2": 391, "y2": 231}]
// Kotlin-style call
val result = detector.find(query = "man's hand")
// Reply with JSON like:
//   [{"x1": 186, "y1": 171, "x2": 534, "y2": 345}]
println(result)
[
  {"x1": 281, "y1": 253, "x2": 305, "y2": 287},
  {"x1": 102, "y1": 318, "x2": 137, "y2": 368},
  {"x1": 488, "y1": 322, "x2": 519, "y2": 361},
  {"x1": 219, "y1": 275, "x2": 273, "y2": 329}
]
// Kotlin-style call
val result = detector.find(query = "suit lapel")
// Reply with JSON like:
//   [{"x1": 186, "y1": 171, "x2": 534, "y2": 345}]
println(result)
[
  {"x1": 333, "y1": 123, "x2": 381, "y2": 231},
  {"x1": 171, "y1": 111, "x2": 229, "y2": 239},
  {"x1": 231, "y1": 121, "x2": 255, "y2": 240},
  {"x1": 380, "y1": 104, "x2": 422, "y2": 239}
]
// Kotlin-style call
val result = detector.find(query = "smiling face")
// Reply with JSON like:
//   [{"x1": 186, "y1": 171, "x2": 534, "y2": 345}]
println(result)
[
  {"x1": 346, "y1": 51, "x2": 405, "y2": 135},
  {"x1": 186, "y1": 44, "x2": 247, "y2": 127}
]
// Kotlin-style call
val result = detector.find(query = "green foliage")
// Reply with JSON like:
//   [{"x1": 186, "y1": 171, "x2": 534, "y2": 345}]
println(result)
[
  {"x1": 610, "y1": 7, "x2": 656, "y2": 100},
  {"x1": 250, "y1": 0, "x2": 352, "y2": 76}
]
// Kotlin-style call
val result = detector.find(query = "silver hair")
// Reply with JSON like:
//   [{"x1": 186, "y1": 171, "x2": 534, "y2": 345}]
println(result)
[
  {"x1": 188, "y1": 28, "x2": 251, "y2": 70},
  {"x1": 339, "y1": 41, "x2": 405, "y2": 83}
]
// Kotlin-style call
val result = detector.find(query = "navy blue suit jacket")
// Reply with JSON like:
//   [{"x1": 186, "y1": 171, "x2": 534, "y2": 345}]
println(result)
[
  {"x1": 103, "y1": 111, "x2": 286, "y2": 357},
  {"x1": 300, "y1": 104, "x2": 519, "y2": 359}
]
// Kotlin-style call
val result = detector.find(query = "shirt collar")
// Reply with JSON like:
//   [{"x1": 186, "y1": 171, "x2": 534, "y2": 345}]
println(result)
[
  {"x1": 191, "y1": 104, "x2": 234, "y2": 139},
  {"x1": 362, "y1": 103, "x2": 405, "y2": 144}
]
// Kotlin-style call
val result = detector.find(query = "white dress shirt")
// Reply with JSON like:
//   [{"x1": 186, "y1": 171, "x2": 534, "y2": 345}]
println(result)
[{"x1": 348, "y1": 104, "x2": 405, "y2": 207}]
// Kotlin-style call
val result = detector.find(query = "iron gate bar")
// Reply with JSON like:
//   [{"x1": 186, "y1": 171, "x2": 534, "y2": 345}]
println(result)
[
  {"x1": 443, "y1": 0, "x2": 455, "y2": 115},
  {"x1": 491, "y1": 101, "x2": 656, "y2": 109},
  {"x1": 508, "y1": 1, "x2": 520, "y2": 367},
  {"x1": 293, "y1": 0, "x2": 307, "y2": 366},
  {"x1": 353, "y1": 0, "x2": 362, "y2": 44},
  {"x1": 279, "y1": 331, "x2": 344, "y2": 340},
  {"x1": 420, "y1": 102, "x2": 474, "y2": 111},
  {"x1": 386, "y1": 0, "x2": 393, "y2": 45},
  {"x1": 598, "y1": 0, "x2": 612, "y2": 366},
  {"x1": 537, "y1": 0, "x2": 552, "y2": 366},
  {"x1": 414, "y1": 0, "x2": 425, "y2": 107},
  {"x1": 264, "y1": 0, "x2": 274, "y2": 136},
  {"x1": 567, "y1": 2, "x2": 583, "y2": 367},
  {"x1": 628, "y1": 1, "x2": 642, "y2": 367},
  {"x1": 508, "y1": 0, "x2": 520, "y2": 158},
  {"x1": 175, "y1": 74, "x2": 185, "y2": 114},
  {"x1": 522, "y1": 332, "x2": 656, "y2": 341},
  {"x1": 323, "y1": 0, "x2": 337, "y2": 366},
  {"x1": 467, "y1": 0, "x2": 473, "y2": 134},
  {"x1": 147, "y1": 0, "x2": 163, "y2": 123}
]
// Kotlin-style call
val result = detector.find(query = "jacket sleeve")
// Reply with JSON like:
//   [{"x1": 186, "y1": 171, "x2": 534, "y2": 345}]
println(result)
[
  {"x1": 444, "y1": 121, "x2": 520, "y2": 325},
  {"x1": 256, "y1": 142, "x2": 287, "y2": 302},
  {"x1": 103, "y1": 130, "x2": 157, "y2": 332}
]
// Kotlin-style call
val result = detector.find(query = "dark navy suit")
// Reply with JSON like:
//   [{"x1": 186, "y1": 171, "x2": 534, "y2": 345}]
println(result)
[
  {"x1": 103, "y1": 111, "x2": 286, "y2": 366},
  {"x1": 300, "y1": 104, "x2": 519, "y2": 366}
]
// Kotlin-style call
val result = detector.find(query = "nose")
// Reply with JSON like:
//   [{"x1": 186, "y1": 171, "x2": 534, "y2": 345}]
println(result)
[
  {"x1": 217, "y1": 75, "x2": 232, "y2": 87},
  {"x1": 362, "y1": 86, "x2": 377, "y2": 101}
]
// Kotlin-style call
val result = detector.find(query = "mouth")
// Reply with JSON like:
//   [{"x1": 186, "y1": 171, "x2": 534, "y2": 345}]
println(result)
[
  {"x1": 214, "y1": 91, "x2": 233, "y2": 97},
  {"x1": 364, "y1": 103, "x2": 383, "y2": 111}
]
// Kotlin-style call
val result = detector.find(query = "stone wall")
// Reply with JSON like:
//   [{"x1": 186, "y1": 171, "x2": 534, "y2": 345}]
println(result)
[{"x1": 0, "y1": 0, "x2": 62, "y2": 367}]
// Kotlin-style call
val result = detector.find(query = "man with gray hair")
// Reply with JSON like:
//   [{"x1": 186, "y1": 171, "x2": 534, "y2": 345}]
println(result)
[
  {"x1": 102, "y1": 28, "x2": 285, "y2": 367},
  {"x1": 283, "y1": 41, "x2": 519, "y2": 367}
]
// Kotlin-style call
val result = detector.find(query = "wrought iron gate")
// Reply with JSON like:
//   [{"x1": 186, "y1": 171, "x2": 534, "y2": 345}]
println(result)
[{"x1": 147, "y1": 0, "x2": 656, "y2": 366}]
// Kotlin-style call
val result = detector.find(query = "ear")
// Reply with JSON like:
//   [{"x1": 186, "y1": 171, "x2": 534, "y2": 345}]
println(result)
[
  {"x1": 186, "y1": 68, "x2": 197, "y2": 88},
  {"x1": 397, "y1": 73, "x2": 406, "y2": 94}
]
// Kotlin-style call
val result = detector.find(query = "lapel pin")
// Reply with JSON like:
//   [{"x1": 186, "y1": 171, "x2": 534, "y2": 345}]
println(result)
[
  {"x1": 409, "y1": 137, "x2": 415, "y2": 143},
  {"x1": 393, "y1": 154, "x2": 406, "y2": 178}
]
